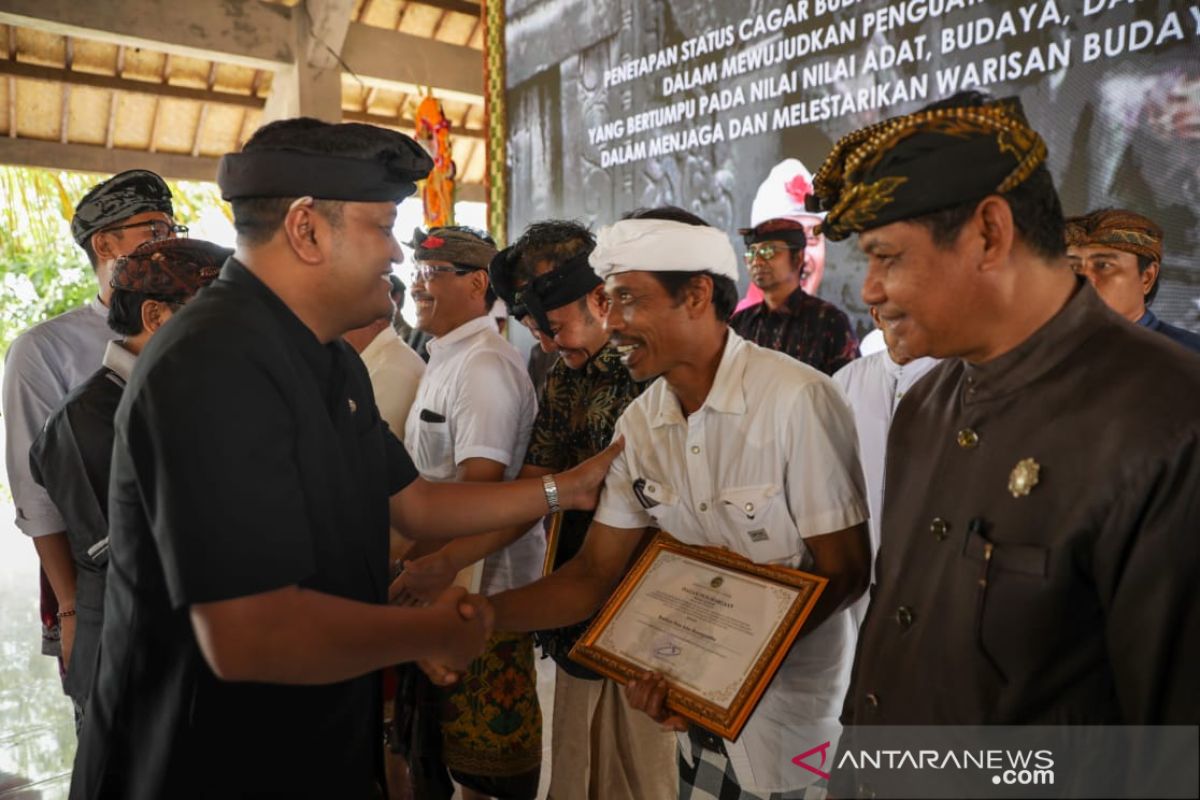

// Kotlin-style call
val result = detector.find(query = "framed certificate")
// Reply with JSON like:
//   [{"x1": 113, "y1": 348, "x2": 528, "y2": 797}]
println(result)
[
  {"x1": 541, "y1": 511, "x2": 563, "y2": 577},
  {"x1": 569, "y1": 532, "x2": 826, "y2": 740}
]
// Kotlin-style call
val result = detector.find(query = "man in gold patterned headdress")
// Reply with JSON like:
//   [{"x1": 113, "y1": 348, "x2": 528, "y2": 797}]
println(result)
[
  {"x1": 809, "y1": 90, "x2": 1199, "y2": 766},
  {"x1": 1066, "y1": 208, "x2": 1200, "y2": 352}
]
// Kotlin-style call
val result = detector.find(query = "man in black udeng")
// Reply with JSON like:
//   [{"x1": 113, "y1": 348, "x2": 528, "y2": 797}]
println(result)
[
  {"x1": 70, "y1": 118, "x2": 618, "y2": 800},
  {"x1": 30, "y1": 238, "x2": 228, "y2": 726}
]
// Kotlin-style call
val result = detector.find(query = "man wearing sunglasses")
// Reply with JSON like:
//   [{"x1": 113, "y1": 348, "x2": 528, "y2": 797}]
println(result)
[
  {"x1": 729, "y1": 216, "x2": 859, "y2": 376},
  {"x1": 2, "y1": 168, "x2": 179, "y2": 722}
]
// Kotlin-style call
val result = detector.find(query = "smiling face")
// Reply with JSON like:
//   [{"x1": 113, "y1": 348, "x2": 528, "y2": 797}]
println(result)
[
  {"x1": 858, "y1": 219, "x2": 985, "y2": 360},
  {"x1": 324, "y1": 201, "x2": 403, "y2": 330},
  {"x1": 1067, "y1": 245, "x2": 1154, "y2": 322},
  {"x1": 410, "y1": 259, "x2": 489, "y2": 337},
  {"x1": 602, "y1": 271, "x2": 694, "y2": 382},
  {"x1": 520, "y1": 285, "x2": 610, "y2": 370}
]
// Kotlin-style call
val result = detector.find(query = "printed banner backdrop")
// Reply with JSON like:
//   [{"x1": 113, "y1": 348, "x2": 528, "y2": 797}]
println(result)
[{"x1": 503, "y1": 0, "x2": 1200, "y2": 335}]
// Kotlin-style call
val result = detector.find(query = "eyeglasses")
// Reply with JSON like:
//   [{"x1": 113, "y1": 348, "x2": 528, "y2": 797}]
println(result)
[
  {"x1": 100, "y1": 220, "x2": 189, "y2": 242},
  {"x1": 743, "y1": 243, "x2": 797, "y2": 264},
  {"x1": 413, "y1": 263, "x2": 483, "y2": 283}
]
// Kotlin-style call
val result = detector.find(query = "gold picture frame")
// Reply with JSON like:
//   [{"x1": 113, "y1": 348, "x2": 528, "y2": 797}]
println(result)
[{"x1": 569, "y1": 531, "x2": 826, "y2": 741}]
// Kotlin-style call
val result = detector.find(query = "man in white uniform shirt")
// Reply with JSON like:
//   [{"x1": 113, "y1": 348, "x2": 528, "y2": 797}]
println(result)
[
  {"x1": 478, "y1": 208, "x2": 871, "y2": 800},
  {"x1": 832, "y1": 308, "x2": 940, "y2": 566},
  {"x1": 401, "y1": 225, "x2": 545, "y2": 799}
]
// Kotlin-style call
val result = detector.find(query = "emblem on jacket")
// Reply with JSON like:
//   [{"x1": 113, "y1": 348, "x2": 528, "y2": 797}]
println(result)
[{"x1": 1008, "y1": 457, "x2": 1040, "y2": 497}]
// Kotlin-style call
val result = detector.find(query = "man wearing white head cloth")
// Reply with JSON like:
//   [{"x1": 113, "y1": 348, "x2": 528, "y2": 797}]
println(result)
[{"x1": 475, "y1": 207, "x2": 871, "y2": 799}]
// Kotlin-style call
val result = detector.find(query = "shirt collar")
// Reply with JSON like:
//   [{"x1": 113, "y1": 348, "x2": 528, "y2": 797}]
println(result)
[
  {"x1": 752, "y1": 285, "x2": 810, "y2": 317},
  {"x1": 651, "y1": 330, "x2": 748, "y2": 428},
  {"x1": 360, "y1": 324, "x2": 401, "y2": 363},
  {"x1": 89, "y1": 295, "x2": 108, "y2": 317},
  {"x1": 585, "y1": 343, "x2": 624, "y2": 377},
  {"x1": 1137, "y1": 308, "x2": 1157, "y2": 328},
  {"x1": 102, "y1": 340, "x2": 138, "y2": 381},
  {"x1": 219, "y1": 258, "x2": 333, "y2": 383},
  {"x1": 427, "y1": 314, "x2": 494, "y2": 356},
  {"x1": 962, "y1": 278, "x2": 1107, "y2": 403}
]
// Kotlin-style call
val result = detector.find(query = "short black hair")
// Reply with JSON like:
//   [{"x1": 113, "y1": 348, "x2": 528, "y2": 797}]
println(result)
[
  {"x1": 388, "y1": 273, "x2": 406, "y2": 310},
  {"x1": 620, "y1": 206, "x2": 738, "y2": 321},
  {"x1": 622, "y1": 205, "x2": 710, "y2": 227},
  {"x1": 107, "y1": 289, "x2": 179, "y2": 336},
  {"x1": 1138, "y1": 253, "x2": 1160, "y2": 305},
  {"x1": 909, "y1": 93, "x2": 1066, "y2": 261},
  {"x1": 230, "y1": 118, "x2": 361, "y2": 246},
  {"x1": 82, "y1": 237, "x2": 99, "y2": 270},
  {"x1": 512, "y1": 220, "x2": 595, "y2": 284}
]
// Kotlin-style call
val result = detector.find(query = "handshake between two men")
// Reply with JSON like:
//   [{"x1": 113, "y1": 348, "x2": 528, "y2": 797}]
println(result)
[{"x1": 384, "y1": 437, "x2": 627, "y2": 678}]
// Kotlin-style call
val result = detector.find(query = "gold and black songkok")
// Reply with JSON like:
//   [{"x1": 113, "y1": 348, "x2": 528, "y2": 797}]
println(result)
[
  {"x1": 808, "y1": 93, "x2": 1048, "y2": 241},
  {"x1": 110, "y1": 239, "x2": 231, "y2": 297},
  {"x1": 1064, "y1": 208, "x2": 1162, "y2": 264}
]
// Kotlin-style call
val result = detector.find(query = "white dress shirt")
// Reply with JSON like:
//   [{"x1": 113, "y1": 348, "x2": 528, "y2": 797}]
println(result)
[
  {"x1": 594, "y1": 331, "x2": 868, "y2": 793},
  {"x1": 832, "y1": 351, "x2": 940, "y2": 559},
  {"x1": 3, "y1": 298, "x2": 114, "y2": 537},
  {"x1": 359, "y1": 326, "x2": 425, "y2": 441},
  {"x1": 404, "y1": 315, "x2": 543, "y2": 595}
]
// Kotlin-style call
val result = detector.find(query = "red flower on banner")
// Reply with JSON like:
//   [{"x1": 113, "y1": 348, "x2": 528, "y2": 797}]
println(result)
[
  {"x1": 423, "y1": 235, "x2": 446, "y2": 248},
  {"x1": 785, "y1": 173, "x2": 812, "y2": 203}
]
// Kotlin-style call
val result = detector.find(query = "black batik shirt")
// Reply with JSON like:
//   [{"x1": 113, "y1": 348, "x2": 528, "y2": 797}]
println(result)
[
  {"x1": 729, "y1": 286, "x2": 859, "y2": 375},
  {"x1": 525, "y1": 345, "x2": 646, "y2": 678},
  {"x1": 71, "y1": 259, "x2": 418, "y2": 800}
]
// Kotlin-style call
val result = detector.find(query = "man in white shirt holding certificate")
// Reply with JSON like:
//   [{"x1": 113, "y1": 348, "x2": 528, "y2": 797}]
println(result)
[{"x1": 472, "y1": 207, "x2": 871, "y2": 799}]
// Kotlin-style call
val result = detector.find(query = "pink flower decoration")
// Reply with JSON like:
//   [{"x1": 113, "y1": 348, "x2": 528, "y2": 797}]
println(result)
[{"x1": 785, "y1": 174, "x2": 812, "y2": 203}]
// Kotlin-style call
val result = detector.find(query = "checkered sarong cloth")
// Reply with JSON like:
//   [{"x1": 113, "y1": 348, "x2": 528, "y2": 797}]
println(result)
[{"x1": 677, "y1": 740, "x2": 826, "y2": 800}]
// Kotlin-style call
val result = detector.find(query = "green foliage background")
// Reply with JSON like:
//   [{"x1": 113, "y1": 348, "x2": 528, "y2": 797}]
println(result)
[{"x1": 0, "y1": 167, "x2": 228, "y2": 357}]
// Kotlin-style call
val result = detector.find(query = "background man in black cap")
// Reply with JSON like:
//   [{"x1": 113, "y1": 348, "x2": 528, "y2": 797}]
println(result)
[
  {"x1": 811, "y1": 91, "x2": 1200, "y2": 789},
  {"x1": 1, "y1": 168, "x2": 178, "y2": 717},
  {"x1": 730, "y1": 217, "x2": 859, "y2": 376},
  {"x1": 70, "y1": 118, "x2": 618, "y2": 800},
  {"x1": 29, "y1": 238, "x2": 228, "y2": 726}
]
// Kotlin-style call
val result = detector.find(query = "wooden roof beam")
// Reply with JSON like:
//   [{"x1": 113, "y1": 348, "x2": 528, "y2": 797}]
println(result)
[
  {"x1": 0, "y1": 60, "x2": 264, "y2": 109},
  {"x1": 0, "y1": 137, "x2": 487, "y2": 201},
  {"x1": 1, "y1": 1, "x2": 483, "y2": 101}
]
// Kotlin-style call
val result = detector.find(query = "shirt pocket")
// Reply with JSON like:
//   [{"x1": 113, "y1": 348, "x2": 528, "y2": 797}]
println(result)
[
  {"x1": 414, "y1": 418, "x2": 454, "y2": 478},
  {"x1": 718, "y1": 484, "x2": 799, "y2": 566},
  {"x1": 963, "y1": 525, "x2": 1051, "y2": 684},
  {"x1": 636, "y1": 479, "x2": 686, "y2": 533}
]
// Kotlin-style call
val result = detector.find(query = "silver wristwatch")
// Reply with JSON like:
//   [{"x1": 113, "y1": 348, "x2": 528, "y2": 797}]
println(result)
[{"x1": 542, "y1": 474, "x2": 561, "y2": 514}]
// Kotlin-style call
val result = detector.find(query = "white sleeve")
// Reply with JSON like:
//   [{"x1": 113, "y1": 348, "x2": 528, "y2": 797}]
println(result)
[
  {"x1": 787, "y1": 378, "x2": 869, "y2": 538},
  {"x1": 592, "y1": 413, "x2": 654, "y2": 532},
  {"x1": 2, "y1": 334, "x2": 67, "y2": 537},
  {"x1": 451, "y1": 350, "x2": 533, "y2": 467}
]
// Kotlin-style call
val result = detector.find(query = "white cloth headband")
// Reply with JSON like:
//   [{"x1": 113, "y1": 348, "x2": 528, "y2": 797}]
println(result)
[{"x1": 589, "y1": 219, "x2": 739, "y2": 282}]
